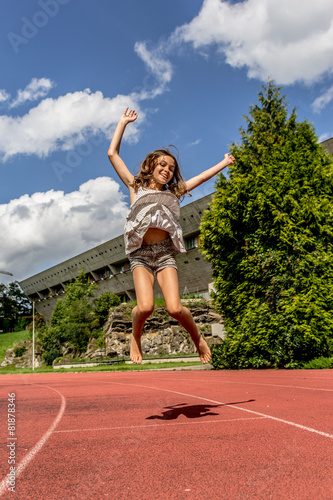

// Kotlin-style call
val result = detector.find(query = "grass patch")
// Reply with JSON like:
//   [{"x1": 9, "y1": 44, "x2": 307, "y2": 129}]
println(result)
[
  {"x1": 301, "y1": 357, "x2": 333, "y2": 369},
  {"x1": 0, "y1": 330, "x2": 31, "y2": 363},
  {"x1": 0, "y1": 360, "x2": 202, "y2": 375},
  {"x1": 54, "y1": 352, "x2": 197, "y2": 365}
]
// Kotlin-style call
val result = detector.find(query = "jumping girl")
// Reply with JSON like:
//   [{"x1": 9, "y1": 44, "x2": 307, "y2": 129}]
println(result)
[{"x1": 108, "y1": 108, "x2": 235, "y2": 364}]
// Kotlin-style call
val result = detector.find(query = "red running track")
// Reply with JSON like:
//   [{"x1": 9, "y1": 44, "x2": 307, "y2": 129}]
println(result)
[{"x1": 0, "y1": 369, "x2": 332, "y2": 500}]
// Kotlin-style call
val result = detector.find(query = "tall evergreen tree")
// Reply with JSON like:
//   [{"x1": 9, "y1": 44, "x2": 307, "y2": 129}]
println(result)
[{"x1": 201, "y1": 81, "x2": 333, "y2": 368}]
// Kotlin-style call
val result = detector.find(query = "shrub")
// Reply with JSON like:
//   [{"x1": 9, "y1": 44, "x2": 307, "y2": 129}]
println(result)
[
  {"x1": 14, "y1": 346, "x2": 26, "y2": 357},
  {"x1": 43, "y1": 347, "x2": 62, "y2": 366},
  {"x1": 14, "y1": 318, "x2": 30, "y2": 332},
  {"x1": 94, "y1": 291, "x2": 121, "y2": 325},
  {"x1": 301, "y1": 357, "x2": 333, "y2": 370}
]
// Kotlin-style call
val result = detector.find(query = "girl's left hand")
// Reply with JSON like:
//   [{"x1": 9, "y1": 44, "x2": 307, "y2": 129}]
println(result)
[{"x1": 224, "y1": 153, "x2": 235, "y2": 165}]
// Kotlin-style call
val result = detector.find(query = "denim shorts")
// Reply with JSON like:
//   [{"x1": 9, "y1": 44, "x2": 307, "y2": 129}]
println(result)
[{"x1": 129, "y1": 237, "x2": 178, "y2": 274}]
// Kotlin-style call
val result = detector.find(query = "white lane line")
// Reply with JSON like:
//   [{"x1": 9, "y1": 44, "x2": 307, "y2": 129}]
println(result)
[
  {"x1": 54, "y1": 416, "x2": 266, "y2": 434},
  {"x1": 164, "y1": 378, "x2": 333, "y2": 392},
  {"x1": 217, "y1": 381, "x2": 333, "y2": 392},
  {"x1": 0, "y1": 385, "x2": 66, "y2": 497},
  {"x1": 106, "y1": 382, "x2": 333, "y2": 439}
]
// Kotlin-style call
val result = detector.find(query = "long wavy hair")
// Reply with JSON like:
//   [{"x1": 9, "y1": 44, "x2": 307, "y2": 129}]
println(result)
[{"x1": 131, "y1": 148, "x2": 188, "y2": 200}]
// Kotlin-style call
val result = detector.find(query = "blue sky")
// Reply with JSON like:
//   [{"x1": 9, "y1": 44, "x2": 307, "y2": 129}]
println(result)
[{"x1": 1, "y1": 0, "x2": 333, "y2": 284}]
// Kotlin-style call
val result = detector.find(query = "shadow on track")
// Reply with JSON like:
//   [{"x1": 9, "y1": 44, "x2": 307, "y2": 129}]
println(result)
[{"x1": 146, "y1": 400, "x2": 255, "y2": 420}]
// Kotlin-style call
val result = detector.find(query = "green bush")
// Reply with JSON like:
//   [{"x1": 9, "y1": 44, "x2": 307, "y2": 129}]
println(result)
[
  {"x1": 96, "y1": 334, "x2": 105, "y2": 349},
  {"x1": 301, "y1": 357, "x2": 333, "y2": 369},
  {"x1": 14, "y1": 346, "x2": 26, "y2": 357},
  {"x1": 94, "y1": 291, "x2": 121, "y2": 325},
  {"x1": 38, "y1": 324, "x2": 66, "y2": 365},
  {"x1": 14, "y1": 318, "x2": 30, "y2": 332},
  {"x1": 89, "y1": 328, "x2": 105, "y2": 348},
  {"x1": 43, "y1": 347, "x2": 62, "y2": 366}
]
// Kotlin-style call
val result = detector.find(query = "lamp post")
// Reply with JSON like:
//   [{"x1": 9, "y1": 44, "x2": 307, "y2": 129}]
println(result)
[{"x1": 32, "y1": 301, "x2": 35, "y2": 371}]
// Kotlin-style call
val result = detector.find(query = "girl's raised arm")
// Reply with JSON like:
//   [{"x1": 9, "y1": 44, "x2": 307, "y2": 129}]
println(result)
[
  {"x1": 184, "y1": 153, "x2": 235, "y2": 192},
  {"x1": 108, "y1": 108, "x2": 137, "y2": 188}
]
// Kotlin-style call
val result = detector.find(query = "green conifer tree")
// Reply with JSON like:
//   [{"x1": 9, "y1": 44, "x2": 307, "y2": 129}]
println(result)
[{"x1": 200, "y1": 81, "x2": 333, "y2": 368}]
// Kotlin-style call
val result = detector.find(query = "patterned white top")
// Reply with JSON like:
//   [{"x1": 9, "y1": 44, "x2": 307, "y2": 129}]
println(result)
[{"x1": 124, "y1": 187, "x2": 186, "y2": 255}]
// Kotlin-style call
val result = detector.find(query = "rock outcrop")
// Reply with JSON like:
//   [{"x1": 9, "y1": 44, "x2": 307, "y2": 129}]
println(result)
[{"x1": 84, "y1": 301, "x2": 225, "y2": 360}]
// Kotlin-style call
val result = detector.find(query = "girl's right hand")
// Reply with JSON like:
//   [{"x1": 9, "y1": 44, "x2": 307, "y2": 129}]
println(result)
[
  {"x1": 121, "y1": 107, "x2": 138, "y2": 125},
  {"x1": 224, "y1": 153, "x2": 235, "y2": 165}
]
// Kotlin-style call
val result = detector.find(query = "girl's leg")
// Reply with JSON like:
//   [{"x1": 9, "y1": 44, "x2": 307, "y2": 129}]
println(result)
[
  {"x1": 156, "y1": 267, "x2": 211, "y2": 364},
  {"x1": 131, "y1": 266, "x2": 155, "y2": 363}
]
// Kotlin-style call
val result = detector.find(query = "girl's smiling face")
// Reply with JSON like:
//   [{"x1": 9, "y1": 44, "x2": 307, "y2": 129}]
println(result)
[{"x1": 150, "y1": 155, "x2": 175, "y2": 189}]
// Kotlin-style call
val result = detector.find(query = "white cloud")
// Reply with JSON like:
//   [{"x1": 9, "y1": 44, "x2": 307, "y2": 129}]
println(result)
[
  {"x1": 312, "y1": 85, "x2": 333, "y2": 113},
  {"x1": 10, "y1": 78, "x2": 55, "y2": 108},
  {"x1": 318, "y1": 133, "x2": 330, "y2": 142},
  {"x1": 134, "y1": 41, "x2": 173, "y2": 98},
  {"x1": 171, "y1": 0, "x2": 333, "y2": 85},
  {"x1": 2, "y1": 1, "x2": 332, "y2": 165},
  {"x1": 0, "y1": 177, "x2": 129, "y2": 281},
  {"x1": 0, "y1": 90, "x2": 10, "y2": 103},
  {"x1": 186, "y1": 139, "x2": 202, "y2": 148},
  {"x1": 0, "y1": 89, "x2": 143, "y2": 160}
]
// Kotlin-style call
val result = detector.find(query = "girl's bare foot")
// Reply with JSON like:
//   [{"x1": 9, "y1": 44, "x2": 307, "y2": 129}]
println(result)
[
  {"x1": 196, "y1": 335, "x2": 212, "y2": 364},
  {"x1": 130, "y1": 334, "x2": 143, "y2": 364}
]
